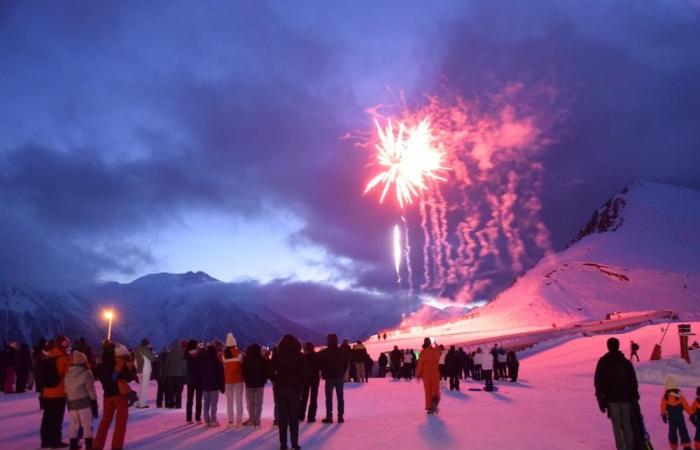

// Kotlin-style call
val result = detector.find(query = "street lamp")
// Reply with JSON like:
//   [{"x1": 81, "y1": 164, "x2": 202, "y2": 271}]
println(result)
[{"x1": 103, "y1": 309, "x2": 114, "y2": 341}]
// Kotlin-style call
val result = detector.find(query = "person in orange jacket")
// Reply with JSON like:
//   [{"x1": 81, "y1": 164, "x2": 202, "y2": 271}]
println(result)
[
  {"x1": 690, "y1": 387, "x2": 699, "y2": 450},
  {"x1": 40, "y1": 334, "x2": 72, "y2": 449},
  {"x1": 416, "y1": 337, "x2": 441, "y2": 414},
  {"x1": 660, "y1": 376, "x2": 693, "y2": 450},
  {"x1": 222, "y1": 332, "x2": 244, "y2": 428}
]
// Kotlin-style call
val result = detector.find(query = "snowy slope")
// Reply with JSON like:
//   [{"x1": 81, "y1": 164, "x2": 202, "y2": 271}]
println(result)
[
  {"x1": 392, "y1": 182, "x2": 700, "y2": 341},
  {"x1": 2, "y1": 322, "x2": 697, "y2": 450}
]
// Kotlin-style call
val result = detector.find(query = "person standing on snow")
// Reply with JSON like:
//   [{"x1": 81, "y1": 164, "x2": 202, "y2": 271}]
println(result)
[
  {"x1": 660, "y1": 376, "x2": 693, "y2": 450},
  {"x1": 416, "y1": 338, "x2": 441, "y2": 414},
  {"x1": 351, "y1": 340, "x2": 368, "y2": 383},
  {"x1": 318, "y1": 333, "x2": 348, "y2": 424},
  {"x1": 134, "y1": 338, "x2": 154, "y2": 409},
  {"x1": 164, "y1": 339, "x2": 186, "y2": 409},
  {"x1": 476, "y1": 346, "x2": 494, "y2": 392},
  {"x1": 242, "y1": 343, "x2": 268, "y2": 428},
  {"x1": 184, "y1": 340, "x2": 204, "y2": 424},
  {"x1": 222, "y1": 332, "x2": 244, "y2": 429},
  {"x1": 389, "y1": 346, "x2": 402, "y2": 380},
  {"x1": 445, "y1": 346, "x2": 461, "y2": 391},
  {"x1": 506, "y1": 351, "x2": 520, "y2": 382},
  {"x1": 629, "y1": 341, "x2": 640, "y2": 362},
  {"x1": 437, "y1": 345, "x2": 447, "y2": 389},
  {"x1": 378, "y1": 352, "x2": 388, "y2": 378},
  {"x1": 270, "y1": 335, "x2": 309, "y2": 450},
  {"x1": 594, "y1": 337, "x2": 640, "y2": 450},
  {"x1": 201, "y1": 341, "x2": 225, "y2": 427},
  {"x1": 64, "y1": 350, "x2": 97, "y2": 450},
  {"x1": 301, "y1": 342, "x2": 321, "y2": 423},
  {"x1": 39, "y1": 335, "x2": 72, "y2": 448}
]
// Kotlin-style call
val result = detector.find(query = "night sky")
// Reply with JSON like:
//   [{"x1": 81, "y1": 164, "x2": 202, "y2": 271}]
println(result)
[{"x1": 1, "y1": 1, "x2": 699, "y2": 302}]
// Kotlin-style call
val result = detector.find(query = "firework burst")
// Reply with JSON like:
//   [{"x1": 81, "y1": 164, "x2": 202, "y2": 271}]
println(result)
[{"x1": 364, "y1": 117, "x2": 448, "y2": 208}]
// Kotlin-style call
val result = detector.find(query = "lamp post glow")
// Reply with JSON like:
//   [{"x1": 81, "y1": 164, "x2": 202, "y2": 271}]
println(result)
[{"x1": 103, "y1": 309, "x2": 114, "y2": 341}]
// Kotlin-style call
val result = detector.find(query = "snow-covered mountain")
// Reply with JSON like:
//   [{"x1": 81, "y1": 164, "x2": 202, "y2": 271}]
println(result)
[{"x1": 417, "y1": 181, "x2": 700, "y2": 336}]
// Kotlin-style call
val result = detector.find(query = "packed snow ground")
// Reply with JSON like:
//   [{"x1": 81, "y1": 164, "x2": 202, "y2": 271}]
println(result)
[{"x1": 2, "y1": 322, "x2": 698, "y2": 450}]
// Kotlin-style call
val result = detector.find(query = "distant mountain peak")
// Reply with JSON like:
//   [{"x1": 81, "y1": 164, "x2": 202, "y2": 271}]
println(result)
[{"x1": 130, "y1": 271, "x2": 219, "y2": 287}]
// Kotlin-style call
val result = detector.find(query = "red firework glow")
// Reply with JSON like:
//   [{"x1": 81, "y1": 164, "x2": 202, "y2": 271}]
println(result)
[{"x1": 362, "y1": 84, "x2": 563, "y2": 300}]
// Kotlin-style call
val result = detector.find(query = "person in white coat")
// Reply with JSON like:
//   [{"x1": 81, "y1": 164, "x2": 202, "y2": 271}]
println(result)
[
  {"x1": 64, "y1": 350, "x2": 97, "y2": 449},
  {"x1": 476, "y1": 346, "x2": 494, "y2": 391},
  {"x1": 135, "y1": 338, "x2": 155, "y2": 408}
]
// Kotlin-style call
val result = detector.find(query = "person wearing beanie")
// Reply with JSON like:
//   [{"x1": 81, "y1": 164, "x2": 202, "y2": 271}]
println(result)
[
  {"x1": 93, "y1": 342, "x2": 136, "y2": 450},
  {"x1": 40, "y1": 334, "x2": 72, "y2": 448},
  {"x1": 134, "y1": 338, "x2": 155, "y2": 409},
  {"x1": 594, "y1": 337, "x2": 640, "y2": 450},
  {"x1": 222, "y1": 332, "x2": 244, "y2": 429},
  {"x1": 416, "y1": 338, "x2": 442, "y2": 414},
  {"x1": 64, "y1": 351, "x2": 97, "y2": 450},
  {"x1": 318, "y1": 333, "x2": 349, "y2": 424},
  {"x1": 660, "y1": 376, "x2": 693, "y2": 450},
  {"x1": 690, "y1": 387, "x2": 700, "y2": 450}
]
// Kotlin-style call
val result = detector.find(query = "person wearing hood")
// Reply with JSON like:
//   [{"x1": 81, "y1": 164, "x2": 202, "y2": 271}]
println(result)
[
  {"x1": 201, "y1": 342, "x2": 225, "y2": 427},
  {"x1": 318, "y1": 334, "x2": 349, "y2": 424},
  {"x1": 222, "y1": 332, "x2": 244, "y2": 429},
  {"x1": 184, "y1": 340, "x2": 204, "y2": 424},
  {"x1": 270, "y1": 334, "x2": 308, "y2": 450},
  {"x1": 594, "y1": 337, "x2": 640, "y2": 450},
  {"x1": 64, "y1": 351, "x2": 97, "y2": 450},
  {"x1": 301, "y1": 342, "x2": 321, "y2": 423},
  {"x1": 242, "y1": 343, "x2": 268, "y2": 428},
  {"x1": 134, "y1": 338, "x2": 154, "y2": 409},
  {"x1": 660, "y1": 376, "x2": 693, "y2": 450},
  {"x1": 93, "y1": 342, "x2": 136, "y2": 450},
  {"x1": 40, "y1": 334, "x2": 72, "y2": 449},
  {"x1": 416, "y1": 338, "x2": 441, "y2": 414}
]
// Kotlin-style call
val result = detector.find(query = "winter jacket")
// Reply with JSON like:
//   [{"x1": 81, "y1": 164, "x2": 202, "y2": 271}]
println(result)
[
  {"x1": 378, "y1": 353, "x2": 388, "y2": 368},
  {"x1": 497, "y1": 349, "x2": 507, "y2": 363},
  {"x1": 318, "y1": 345, "x2": 348, "y2": 380},
  {"x1": 201, "y1": 347, "x2": 225, "y2": 393},
  {"x1": 41, "y1": 347, "x2": 72, "y2": 399},
  {"x1": 389, "y1": 349, "x2": 402, "y2": 367},
  {"x1": 271, "y1": 352, "x2": 309, "y2": 391},
  {"x1": 185, "y1": 349, "x2": 204, "y2": 385},
  {"x1": 64, "y1": 365, "x2": 97, "y2": 410},
  {"x1": 594, "y1": 350, "x2": 639, "y2": 405},
  {"x1": 445, "y1": 350, "x2": 461, "y2": 376},
  {"x1": 660, "y1": 390, "x2": 692, "y2": 416},
  {"x1": 303, "y1": 351, "x2": 321, "y2": 385},
  {"x1": 416, "y1": 347, "x2": 441, "y2": 378},
  {"x1": 222, "y1": 347, "x2": 243, "y2": 384},
  {"x1": 96, "y1": 354, "x2": 136, "y2": 398},
  {"x1": 164, "y1": 341, "x2": 187, "y2": 378},
  {"x1": 475, "y1": 349, "x2": 494, "y2": 371},
  {"x1": 351, "y1": 344, "x2": 367, "y2": 364},
  {"x1": 135, "y1": 344, "x2": 155, "y2": 374},
  {"x1": 242, "y1": 353, "x2": 268, "y2": 388}
]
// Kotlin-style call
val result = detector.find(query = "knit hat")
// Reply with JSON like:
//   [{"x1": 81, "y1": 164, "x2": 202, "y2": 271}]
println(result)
[
  {"x1": 225, "y1": 332, "x2": 236, "y2": 347},
  {"x1": 664, "y1": 376, "x2": 679, "y2": 391},
  {"x1": 115, "y1": 344, "x2": 130, "y2": 357},
  {"x1": 72, "y1": 350, "x2": 88, "y2": 366}
]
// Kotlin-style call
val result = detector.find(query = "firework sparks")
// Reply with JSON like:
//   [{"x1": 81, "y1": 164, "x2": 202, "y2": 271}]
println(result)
[
  {"x1": 364, "y1": 117, "x2": 448, "y2": 208},
  {"x1": 393, "y1": 224, "x2": 402, "y2": 282}
]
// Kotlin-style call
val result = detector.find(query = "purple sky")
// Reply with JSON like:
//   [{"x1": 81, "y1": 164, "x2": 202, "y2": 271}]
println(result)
[{"x1": 1, "y1": 1, "x2": 699, "y2": 303}]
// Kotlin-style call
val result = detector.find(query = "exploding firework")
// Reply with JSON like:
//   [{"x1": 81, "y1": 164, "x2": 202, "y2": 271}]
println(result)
[
  {"x1": 393, "y1": 224, "x2": 402, "y2": 283},
  {"x1": 364, "y1": 117, "x2": 448, "y2": 208}
]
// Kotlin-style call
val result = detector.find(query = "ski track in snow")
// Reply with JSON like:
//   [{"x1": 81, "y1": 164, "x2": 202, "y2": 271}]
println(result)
[{"x1": 2, "y1": 322, "x2": 698, "y2": 450}]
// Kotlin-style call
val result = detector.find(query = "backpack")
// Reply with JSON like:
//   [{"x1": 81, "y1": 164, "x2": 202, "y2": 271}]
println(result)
[{"x1": 39, "y1": 357, "x2": 60, "y2": 388}]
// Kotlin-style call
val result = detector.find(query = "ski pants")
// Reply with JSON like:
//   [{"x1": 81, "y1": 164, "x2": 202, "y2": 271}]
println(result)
[
  {"x1": 301, "y1": 380, "x2": 319, "y2": 421},
  {"x1": 93, "y1": 394, "x2": 128, "y2": 450},
  {"x1": 449, "y1": 374, "x2": 460, "y2": 390},
  {"x1": 137, "y1": 358, "x2": 151, "y2": 407},
  {"x1": 186, "y1": 383, "x2": 202, "y2": 422},
  {"x1": 275, "y1": 388, "x2": 301, "y2": 448},
  {"x1": 667, "y1": 407, "x2": 691, "y2": 448},
  {"x1": 422, "y1": 373, "x2": 440, "y2": 410},
  {"x1": 324, "y1": 378, "x2": 344, "y2": 417},
  {"x1": 225, "y1": 382, "x2": 243, "y2": 424},
  {"x1": 608, "y1": 402, "x2": 634, "y2": 450},
  {"x1": 40, "y1": 397, "x2": 66, "y2": 447},
  {"x1": 245, "y1": 387, "x2": 264, "y2": 425},
  {"x1": 69, "y1": 407, "x2": 93, "y2": 439}
]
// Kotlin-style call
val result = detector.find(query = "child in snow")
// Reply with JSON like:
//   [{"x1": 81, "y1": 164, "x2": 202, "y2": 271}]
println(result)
[
  {"x1": 691, "y1": 387, "x2": 699, "y2": 450},
  {"x1": 201, "y1": 341, "x2": 225, "y2": 427},
  {"x1": 660, "y1": 376, "x2": 693, "y2": 450},
  {"x1": 64, "y1": 350, "x2": 97, "y2": 450}
]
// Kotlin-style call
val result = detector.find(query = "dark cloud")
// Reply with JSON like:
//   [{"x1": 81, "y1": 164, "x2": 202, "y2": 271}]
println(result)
[{"x1": 1, "y1": 1, "x2": 699, "y2": 296}]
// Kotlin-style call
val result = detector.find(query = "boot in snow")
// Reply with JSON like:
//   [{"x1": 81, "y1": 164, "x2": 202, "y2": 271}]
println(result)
[
  {"x1": 431, "y1": 396, "x2": 440, "y2": 414},
  {"x1": 321, "y1": 415, "x2": 333, "y2": 424},
  {"x1": 337, "y1": 414, "x2": 344, "y2": 423}
]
